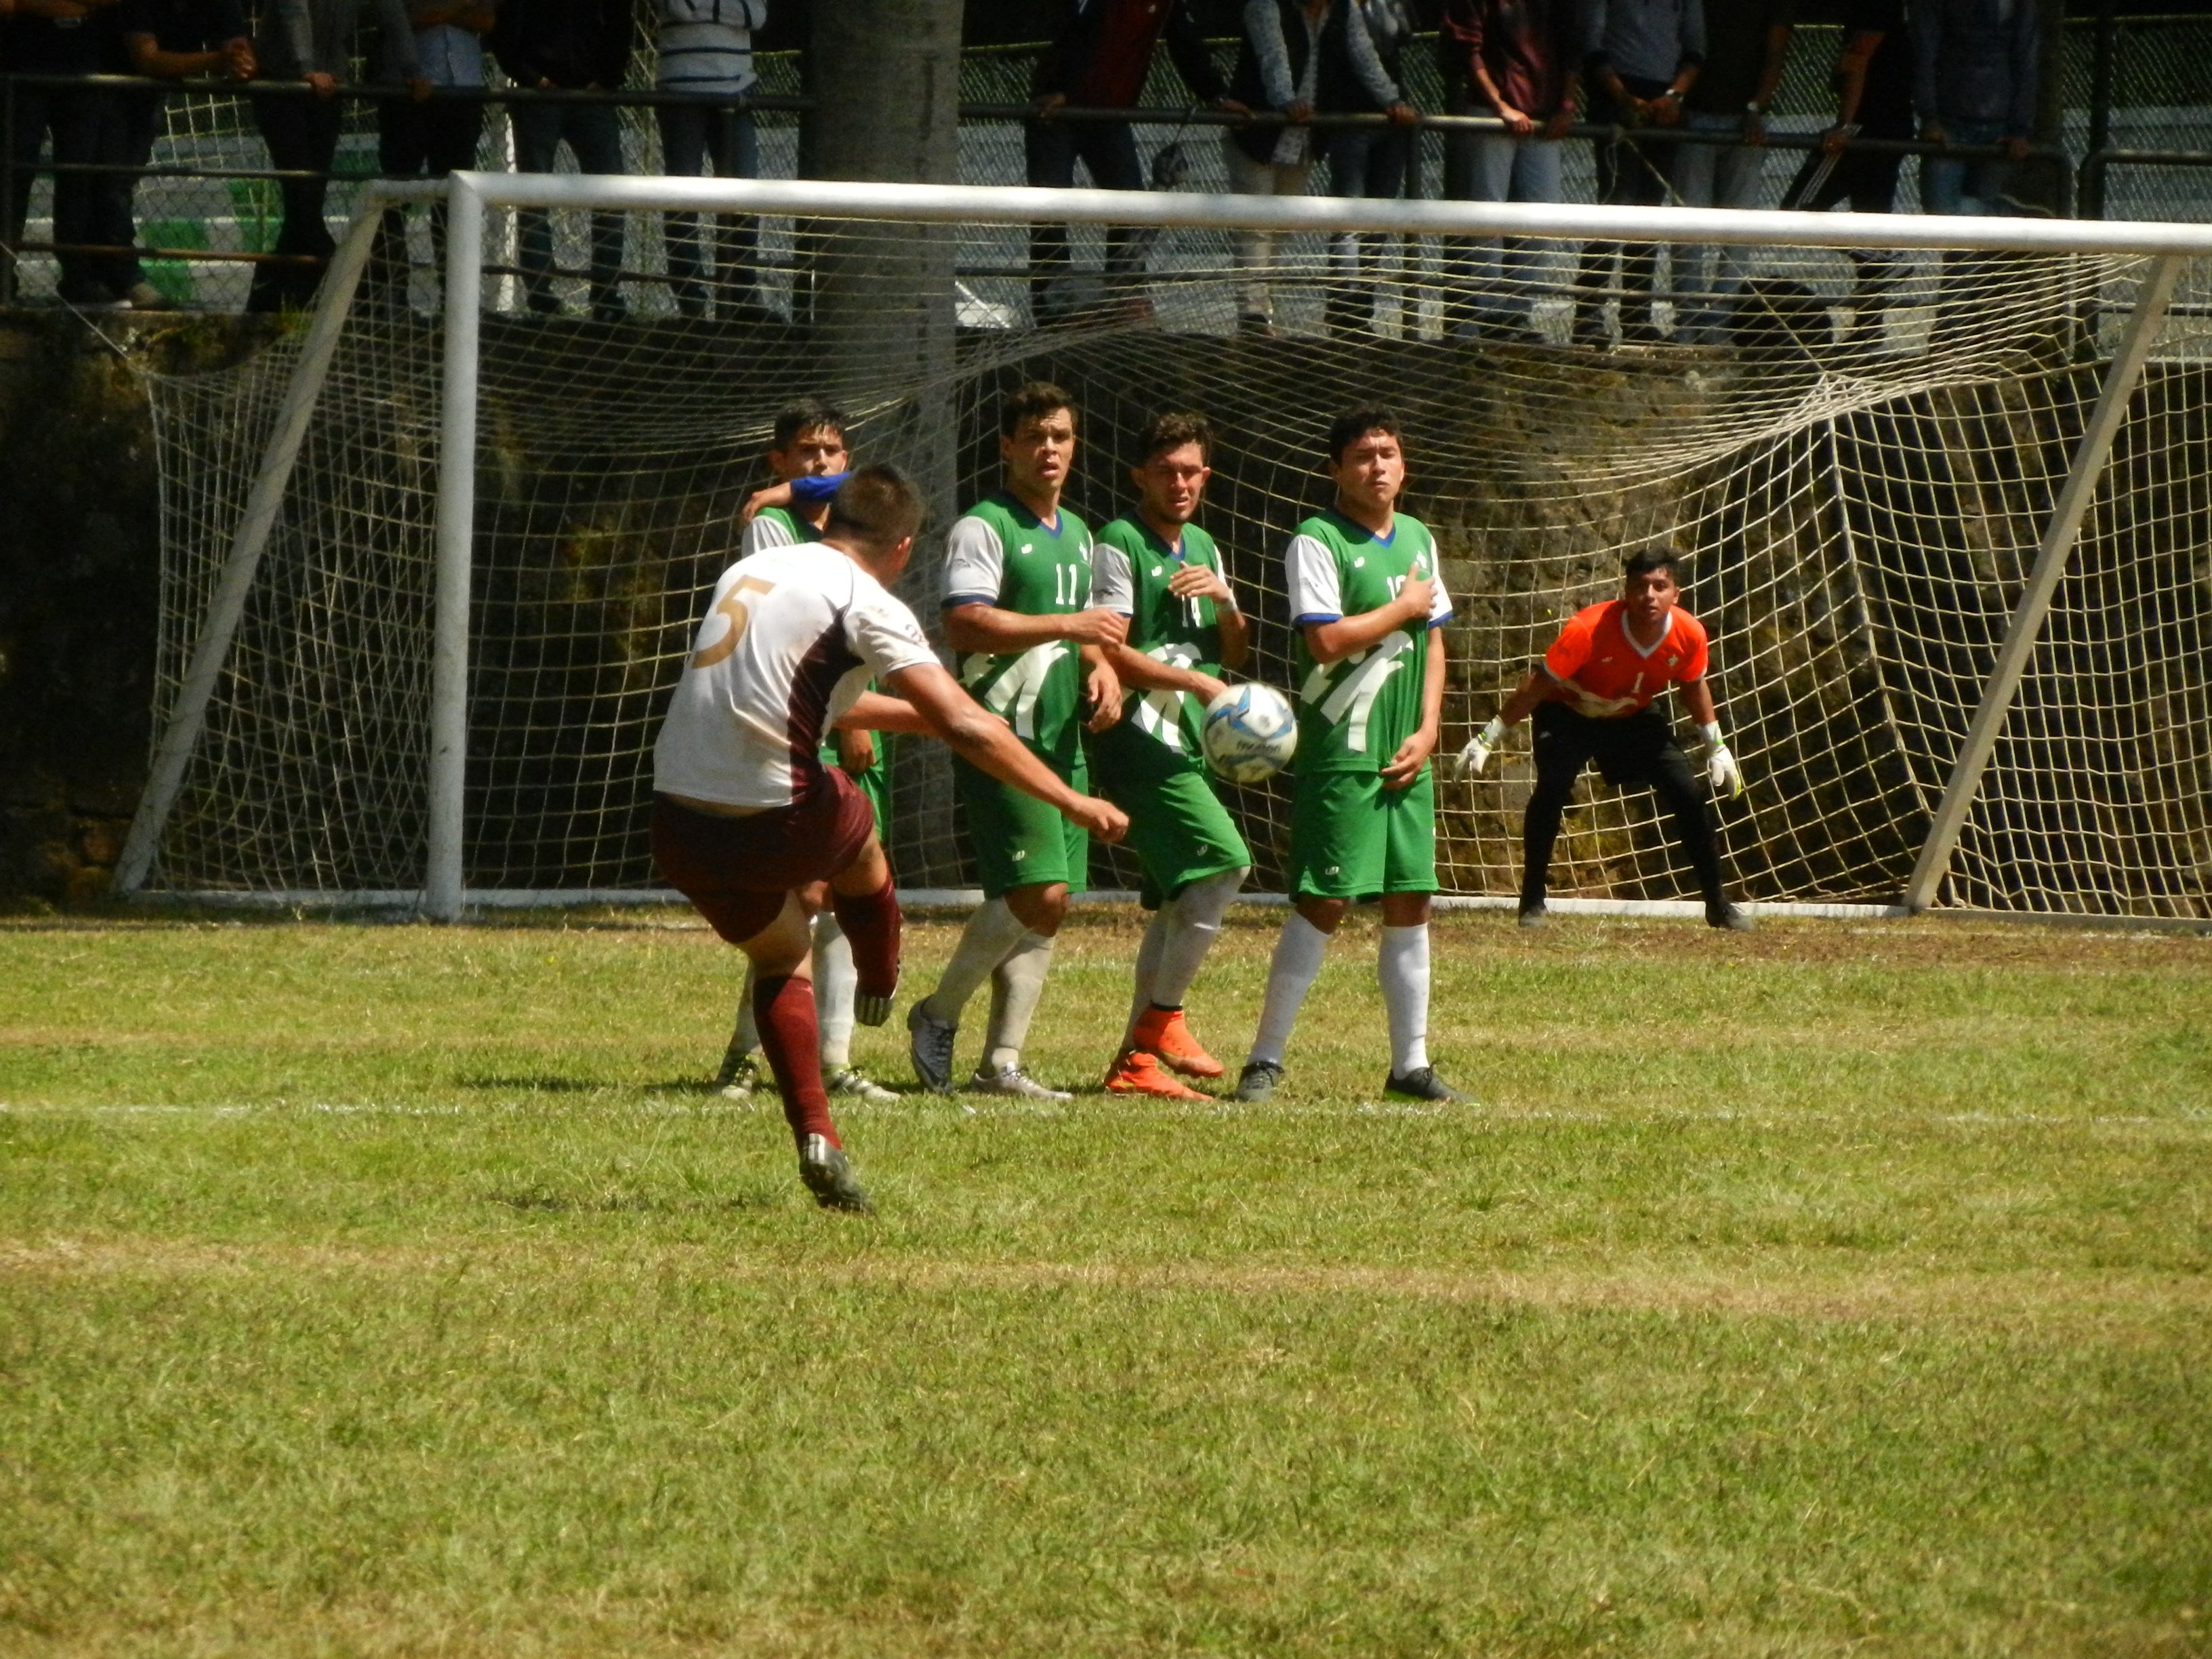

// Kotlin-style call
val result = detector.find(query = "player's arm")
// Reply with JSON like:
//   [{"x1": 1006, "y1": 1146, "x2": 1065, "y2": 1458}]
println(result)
[
  {"x1": 833, "y1": 690, "x2": 928, "y2": 735},
  {"x1": 1170, "y1": 558, "x2": 1250, "y2": 674},
  {"x1": 941, "y1": 600, "x2": 1126, "y2": 655},
  {"x1": 1300, "y1": 571, "x2": 1435, "y2": 665},
  {"x1": 1081, "y1": 642, "x2": 1123, "y2": 731},
  {"x1": 1380, "y1": 621, "x2": 1449, "y2": 790},
  {"x1": 1105, "y1": 642, "x2": 1227, "y2": 706},
  {"x1": 881, "y1": 661, "x2": 1128, "y2": 842},
  {"x1": 1680, "y1": 675, "x2": 1744, "y2": 797}
]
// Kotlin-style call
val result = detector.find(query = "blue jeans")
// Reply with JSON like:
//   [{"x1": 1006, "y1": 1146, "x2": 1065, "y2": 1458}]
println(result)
[
  {"x1": 1443, "y1": 129, "x2": 1565, "y2": 329},
  {"x1": 654, "y1": 100, "x2": 756, "y2": 312},
  {"x1": 511, "y1": 100, "x2": 626, "y2": 313},
  {"x1": 1922, "y1": 121, "x2": 2013, "y2": 215},
  {"x1": 1324, "y1": 124, "x2": 1414, "y2": 332}
]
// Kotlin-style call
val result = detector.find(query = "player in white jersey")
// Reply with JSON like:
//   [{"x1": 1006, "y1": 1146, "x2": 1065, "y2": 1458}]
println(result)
[
  {"x1": 714, "y1": 399, "x2": 905, "y2": 1107},
  {"x1": 653, "y1": 466, "x2": 1130, "y2": 1212}
]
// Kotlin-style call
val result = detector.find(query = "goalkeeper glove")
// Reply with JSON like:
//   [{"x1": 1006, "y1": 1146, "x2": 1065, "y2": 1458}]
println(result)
[
  {"x1": 1701, "y1": 721, "x2": 1744, "y2": 800},
  {"x1": 1455, "y1": 716, "x2": 1508, "y2": 779}
]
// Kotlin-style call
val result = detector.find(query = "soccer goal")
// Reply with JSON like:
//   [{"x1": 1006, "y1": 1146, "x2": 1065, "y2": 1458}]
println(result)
[{"x1": 115, "y1": 172, "x2": 2212, "y2": 924}]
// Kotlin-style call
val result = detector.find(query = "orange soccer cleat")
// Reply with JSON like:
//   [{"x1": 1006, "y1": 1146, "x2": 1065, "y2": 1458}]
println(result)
[
  {"x1": 1131, "y1": 1006, "x2": 1225, "y2": 1079},
  {"x1": 1103, "y1": 1049, "x2": 1209, "y2": 1101}
]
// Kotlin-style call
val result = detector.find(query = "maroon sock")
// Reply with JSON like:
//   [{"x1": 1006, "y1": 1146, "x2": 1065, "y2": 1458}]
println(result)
[
  {"x1": 752, "y1": 973, "x2": 838, "y2": 1150},
  {"x1": 830, "y1": 874, "x2": 903, "y2": 1000}
]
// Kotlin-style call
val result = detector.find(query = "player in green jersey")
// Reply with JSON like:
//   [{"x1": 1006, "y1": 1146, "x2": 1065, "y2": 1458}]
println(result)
[
  {"x1": 1088, "y1": 412, "x2": 1254, "y2": 1101},
  {"x1": 907, "y1": 382, "x2": 1128, "y2": 1099},
  {"x1": 1235, "y1": 407, "x2": 1469, "y2": 1105},
  {"x1": 714, "y1": 398, "x2": 903, "y2": 1107}
]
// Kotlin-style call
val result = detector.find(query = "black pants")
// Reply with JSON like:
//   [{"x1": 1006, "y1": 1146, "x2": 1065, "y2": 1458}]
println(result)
[
  {"x1": 249, "y1": 92, "x2": 344, "y2": 312},
  {"x1": 1521, "y1": 702, "x2": 1725, "y2": 907},
  {"x1": 654, "y1": 101, "x2": 757, "y2": 314},
  {"x1": 1574, "y1": 79, "x2": 1673, "y2": 335},
  {"x1": 6, "y1": 80, "x2": 119, "y2": 299},
  {"x1": 1024, "y1": 116, "x2": 1143, "y2": 321},
  {"x1": 371, "y1": 96, "x2": 485, "y2": 301},
  {"x1": 1782, "y1": 135, "x2": 1906, "y2": 306}
]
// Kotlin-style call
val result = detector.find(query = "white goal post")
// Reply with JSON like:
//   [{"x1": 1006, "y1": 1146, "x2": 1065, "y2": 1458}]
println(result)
[{"x1": 117, "y1": 173, "x2": 2212, "y2": 924}]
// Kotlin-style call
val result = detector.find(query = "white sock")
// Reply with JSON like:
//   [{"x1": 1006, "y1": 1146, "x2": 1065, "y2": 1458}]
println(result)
[
  {"x1": 984, "y1": 931, "x2": 1055, "y2": 1072},
  {"x1": 730, "y1": 962, "x2": 760, "y2": 1055},
  {"x1": 1123, "y1": 909, "x2": 1171, "y2": 1047},
  {"x1": 920, "y1": 897, "x2": 1028, "y2": 1024},
  {"x1": 813, "y1": 913, "x2": 857, "y2": 1069},
  {"x1": 1247, "y1": 912, "x2": 1330, "y2": 1068},
  {"x1": 1151, "y1": 866, "x2": 1246, "y2": 1011},
  {"x1": 1379, "y1": 923, "x2": 1431, "y2": 1076}
]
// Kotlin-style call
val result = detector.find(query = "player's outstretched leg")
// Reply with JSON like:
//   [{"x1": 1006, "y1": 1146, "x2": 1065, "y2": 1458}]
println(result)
[
  {"x1": 1110, "y1": 865, "x2": 1246, "y2": 1099},
  {"x1": 972, "y1": 926, "x2": 1071, "y2": 1100},
  {"x1": 1377, "y1": 896, "x2": 1467, "y2": 1103},
  {"x1": 1236, "y1": 905, "x2": 1334, "y2": 1101},
  {"x1": 716, "y1": 964, "x2": 762, "y2": 1095},
  {"x1": 907, "y1": 896, "x2": 1027, "y2": 1092}
]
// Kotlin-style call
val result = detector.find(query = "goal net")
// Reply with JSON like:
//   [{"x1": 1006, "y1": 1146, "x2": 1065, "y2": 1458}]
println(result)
[{"x1": 120, "y1": 175, "x2": 2212, "y2": 922}]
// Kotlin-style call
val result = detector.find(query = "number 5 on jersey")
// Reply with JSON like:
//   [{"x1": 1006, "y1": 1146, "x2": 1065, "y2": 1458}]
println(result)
[{"x1": 691, "y1": 577, "x2": 775, "y2": 670}]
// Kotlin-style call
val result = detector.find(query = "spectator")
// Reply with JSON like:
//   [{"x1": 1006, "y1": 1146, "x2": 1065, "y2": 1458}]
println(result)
[
  {"x1": 116, "y1": 0, "x2": 256, "y2": 309},
  {"x1": 1026, "y1": 0, "x2": 1238, "y2": 327},
  {"x1": 491, "y1": 0, "x2": 633, "y2": 319},
  {"x1": 248, "y1": 0, "x2": 422, "y2": 312},
  {"x1": 3, "y1": 0, "x2": 131, "y2": 307},
  {"x1": 1671, "y1": 0, "x2": 1791, "y2": 342},
  {"x1": 1572, "y1": 0, "x2": 1703, "y2": 345},
  {"x1": 1227, "y1": 0, "x2": 1392, "y2": 335},
  {"x1": 1914, "y1": 0, "x2": 2036, "y2": 215},
  {"x1": 1438, "y1": 0, "x2": 1581, "y2": 342},
  {"x1": 655, "y1": 0, "x2": 762, "y2": 319},
  {"x1": 370, "y1": 0, "x2": 493, "y2": 308},
  {"x1": 1778, "y1": 0, "x2": 1911, "y2": 346},
  {"x1": 1317, "y1": 0, "x2": 1417, "y2": 337}
]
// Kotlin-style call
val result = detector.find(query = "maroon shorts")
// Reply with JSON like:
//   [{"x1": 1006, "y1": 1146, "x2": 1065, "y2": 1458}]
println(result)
[{"x1": 651, "y1": 770, "x2": 878, "y2": 945}]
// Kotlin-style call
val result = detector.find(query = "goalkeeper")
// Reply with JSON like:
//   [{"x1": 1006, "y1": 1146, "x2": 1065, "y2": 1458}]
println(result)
[{"x1": 1457, "y1": 548, "x2": 1750, "y2": 930}]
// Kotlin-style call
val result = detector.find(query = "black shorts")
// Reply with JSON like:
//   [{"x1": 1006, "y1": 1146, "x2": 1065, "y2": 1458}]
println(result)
[{"x1": 1532, "y1": 701, "x2": 1690, "y2": 790}]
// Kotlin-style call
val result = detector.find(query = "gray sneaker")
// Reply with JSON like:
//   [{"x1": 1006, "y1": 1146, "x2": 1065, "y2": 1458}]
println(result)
[
  {"x1": 1384, "y1": 1066, "x2": 1469, "y2": 1104},
  {"x1": 965, "y1": 1063, "x2": 1072, "y2": 1101},
  {"x1": 798, "y1": 1133, "x2": 873, "y2": 1214},
  {"x1": 715, "y1": 1049, "x2": 760, "y2": 1099},
  {"x1": 907, "y1": 1002, "x2": 958, "y2": 1094},
  {"x1": 825, "y1": 1066, "x2": 899, "y2": 1105},
  {"x1": 1233, "y1": 1060, "x2": 1284, "y2": 1101}
]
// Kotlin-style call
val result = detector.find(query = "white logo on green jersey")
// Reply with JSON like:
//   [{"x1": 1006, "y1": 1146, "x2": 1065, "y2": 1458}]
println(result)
[
  {"x1": 1299, "y1": 631, "x2": 1410, "y2": 754},
  {"x1": 964, "y1": 642, "x2": 1068, "y2": 740},
  {"x1": 1131, "y1": 642, "x2": 1201, "y2": 750}
]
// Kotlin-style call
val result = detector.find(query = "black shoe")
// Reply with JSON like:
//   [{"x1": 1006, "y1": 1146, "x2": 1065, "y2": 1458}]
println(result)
[
  {"x1": 1385, "y1": 1066, "x2": 1469, "y2": 1103},
  {"x1": 525, "y1": 285, "x2": 560, "y2": 316},
  {"x1": 590, "y1": 299, "x2": 628, "y2": 324},
  {"x1": 1517, "y1": 900, "x2": 1549, "y2": 930},
  {"x1": 1570, "y1": 317, "x2": 1612, "y2": 350},
  {"x1": 798, "y1": 1133, "x2": 873, "y2": 1214},
  {"x1": 1236, "y1": 310, "x2": 1277, "y2": 338},
  {"x1": 1706, "y1": 900, "x2": 1755, "y2": 932},
  {"x1": 1620, "y1": 318, "x2": 1670, "y2": 346},
  {"x1": 1233, "y1": 1060, "x2": 1284, "y2": 1101}
]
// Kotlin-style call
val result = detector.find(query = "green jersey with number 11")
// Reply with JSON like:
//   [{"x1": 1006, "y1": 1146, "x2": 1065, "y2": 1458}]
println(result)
[
  {"x1": 1286, "y1": 508, "x2": 1452, "y2": 775},
  {"x1": 943, "y1": 491, "x2": 1094, "y2": 768},
  {"x1": 1091, "y1": 515, "x2": 1227, "y2": 761}
]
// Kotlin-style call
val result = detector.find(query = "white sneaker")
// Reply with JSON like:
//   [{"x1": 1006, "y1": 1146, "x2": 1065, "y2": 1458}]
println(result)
[
  {"x1": 965, "y1": 1063, "x2": 1071, "y2": 1102},
  {"x1": 825, "y1": 1066, "x2": 899, "y2": 1105},
  {"x1": 716, "y1": 1050, "x2": 760, "y2": 1100}
]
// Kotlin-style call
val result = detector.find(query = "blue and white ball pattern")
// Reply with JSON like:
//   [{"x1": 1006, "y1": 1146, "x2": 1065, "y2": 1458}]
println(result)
[{"x1": 1201, "y1": 684, "x2": 1298, "y2": 784}]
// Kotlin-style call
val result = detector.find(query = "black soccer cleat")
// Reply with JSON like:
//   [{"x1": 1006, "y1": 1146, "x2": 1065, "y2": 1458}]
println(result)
[
  {"x1": 1233, "y1": 1060, "x2": 1284, "y2": 1102},
  {"x1": 1385, "y1": 1066, "x2": 1470, "y2": 1104},
  {"x1": 1706, "y1": 901, "x2": 1755, "y2": 933},
  {"x1": 798, "y1": 1134, "x2": 874, "y2": 1214},
  {"x1": 1517, "y1": 900, "x2": 1549, "y2": 930}
]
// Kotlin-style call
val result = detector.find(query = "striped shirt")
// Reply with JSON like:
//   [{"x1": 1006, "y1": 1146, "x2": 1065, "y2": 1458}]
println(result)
[{"x1": 655, "y1": 0, "x2": 764, "y2": 95}]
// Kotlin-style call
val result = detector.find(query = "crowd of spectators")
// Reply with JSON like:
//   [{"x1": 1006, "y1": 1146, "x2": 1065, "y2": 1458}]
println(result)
[{"x1": 0, "y1": 0, "x2": 2050, "y2": 330}]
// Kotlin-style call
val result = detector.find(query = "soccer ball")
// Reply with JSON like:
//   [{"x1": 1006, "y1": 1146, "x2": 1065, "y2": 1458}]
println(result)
[{"x1": 1201, "y1": 684, "x2": 1298, "y2": 784}]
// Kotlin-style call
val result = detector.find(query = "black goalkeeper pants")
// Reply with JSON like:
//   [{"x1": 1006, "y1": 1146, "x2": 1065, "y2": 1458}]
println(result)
[{"x1": 1521, "y1": 702, "x2": 1725, "y2": 907}]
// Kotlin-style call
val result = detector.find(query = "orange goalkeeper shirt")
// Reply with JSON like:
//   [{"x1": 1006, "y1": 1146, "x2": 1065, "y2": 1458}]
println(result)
[{"x1": 1543, "y1": 600, "x2": 1709, "y2": 718}]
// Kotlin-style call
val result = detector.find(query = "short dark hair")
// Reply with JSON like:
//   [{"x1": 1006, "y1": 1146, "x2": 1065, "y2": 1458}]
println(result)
[
  {"x1": 1138, "y1": 411, "x2": 1213, "y2": 463},
  {"x1": 1325, "y1": 407, "x2": 1404, "y2": 464},
  {"x1": 1002, "y1": 381, "x2": 1077, "y2": 438},
  {"x1": 1623, "y1": 548, "x2": 1683, "y2": 581},
  {"x1": 771, "y1": 398, "x2": 848, "y2": 451},
  {"x1": 826, "y1": 464, "x2": 926, "y2": 552}
]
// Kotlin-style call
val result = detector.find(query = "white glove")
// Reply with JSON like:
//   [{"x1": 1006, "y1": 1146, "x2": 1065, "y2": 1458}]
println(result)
[
  {"x1": 1455, "y1": 716, "x2": 1508, "y2": 779},
  {"x1": 1702, "y1": 721, "x2": 1744, "y2": 800}
]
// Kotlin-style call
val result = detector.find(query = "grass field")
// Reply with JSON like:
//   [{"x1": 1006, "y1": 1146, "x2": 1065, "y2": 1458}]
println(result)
[{"x1": 3, "y1": 905, "x2": 2209, "y2": 1656}]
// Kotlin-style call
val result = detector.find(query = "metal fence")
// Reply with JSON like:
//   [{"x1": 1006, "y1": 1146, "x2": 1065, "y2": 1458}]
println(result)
[{"x1": 5, "y1": 16, "x2": 2212, "y2": 312}]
